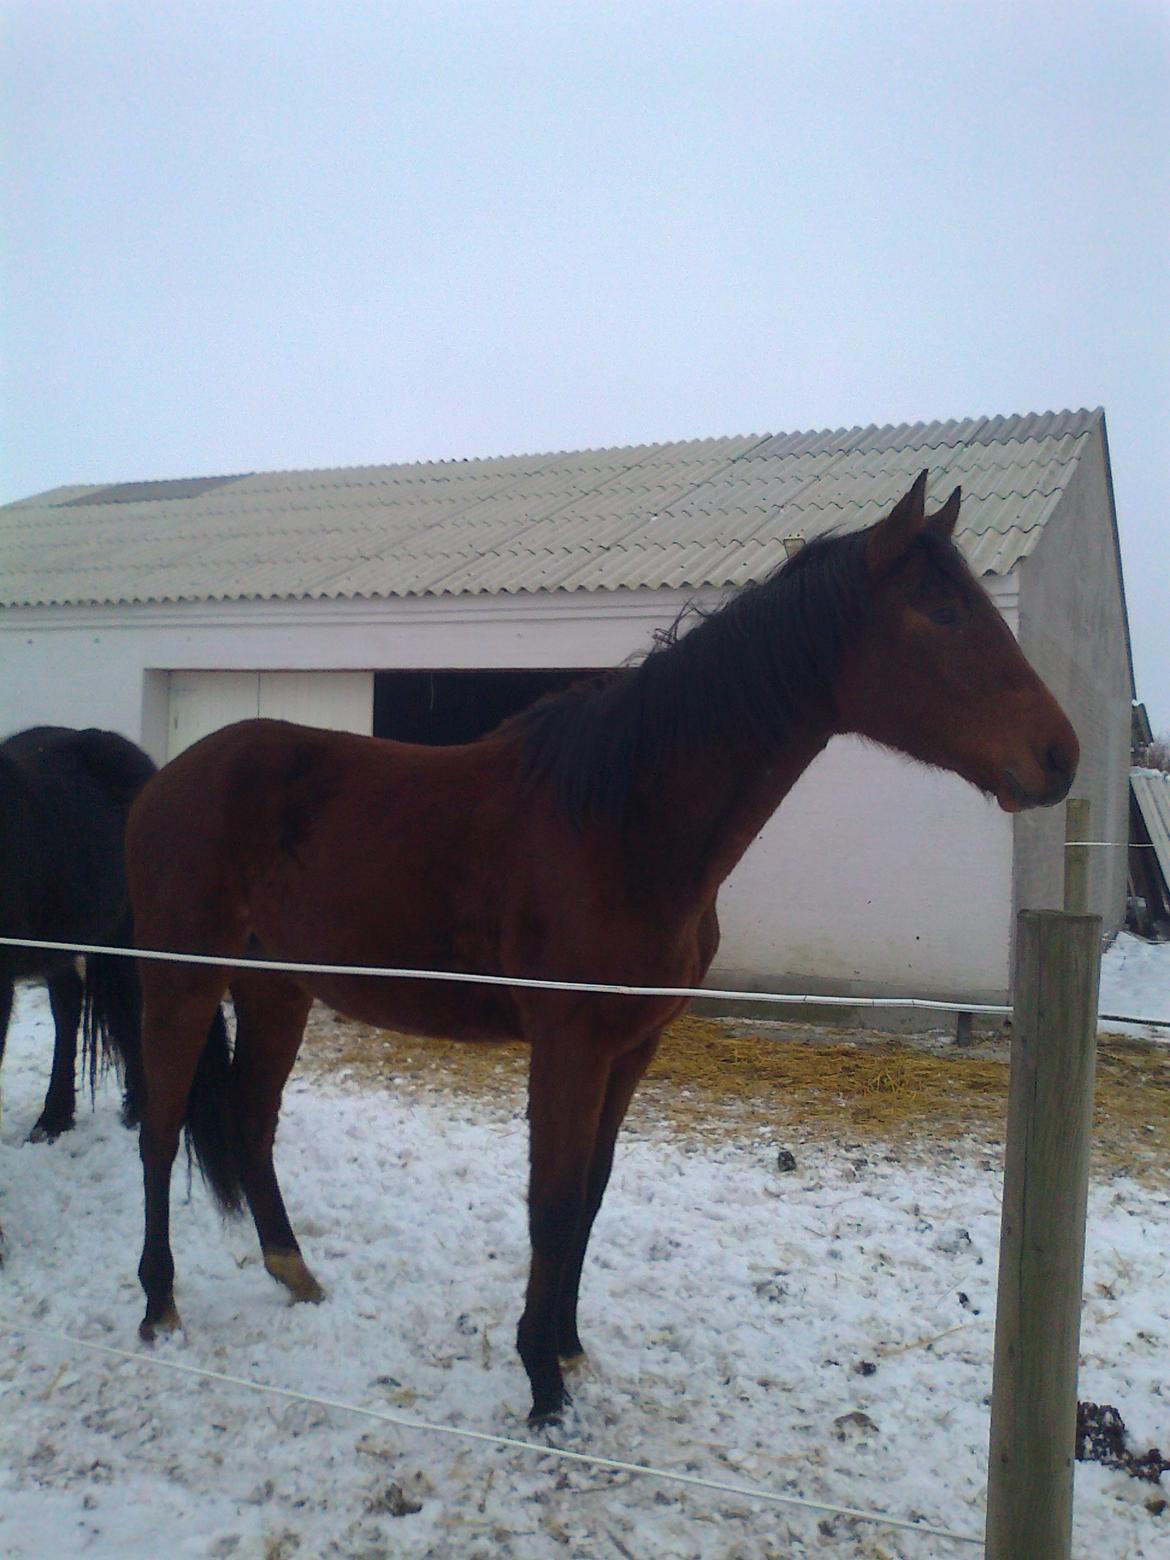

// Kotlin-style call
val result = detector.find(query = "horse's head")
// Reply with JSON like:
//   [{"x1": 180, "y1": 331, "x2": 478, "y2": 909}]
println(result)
[{"x1": 836, "y1": 471, "x2": 1078, "y2": 811}]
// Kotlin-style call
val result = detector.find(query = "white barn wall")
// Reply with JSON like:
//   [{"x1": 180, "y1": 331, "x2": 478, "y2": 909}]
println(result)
[
  {"x1": 0, "y1": 577, "x2": 1020, "y2": 1002},
  {"x1": 0, "y1": 590, "x2": 688, "y2": 758},
  {"x1": 712, "y1": 739, "x2": 1014, "y2": 1003},
  {"x1": 1013, "y1": 424, "x2": 1131, "y2": 935}
]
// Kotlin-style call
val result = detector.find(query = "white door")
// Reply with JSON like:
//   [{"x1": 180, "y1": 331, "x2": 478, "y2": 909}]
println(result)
[
  {"x1": 166, "y1": 671, "x2": 259, "y2": 760},
  {"x1": 166, "y1": 671, "x2": 373, "y2": 760},
  {"x1": 258, "y1": 672, "x2": 372, "y2": 733}
]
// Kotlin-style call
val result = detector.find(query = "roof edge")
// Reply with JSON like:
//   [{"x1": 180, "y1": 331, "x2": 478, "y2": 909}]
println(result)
[{"x1": 2, "y1": 408, "x2": 1103, "y2": 507}]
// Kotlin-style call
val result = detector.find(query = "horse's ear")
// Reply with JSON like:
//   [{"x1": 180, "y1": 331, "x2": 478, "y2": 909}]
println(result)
[
  {"x1": 866, "y1": 469, "x2": 929, "y2": 576},
  {"x1": 928, "y1": 485, "x2": 961, "y2": 540}
]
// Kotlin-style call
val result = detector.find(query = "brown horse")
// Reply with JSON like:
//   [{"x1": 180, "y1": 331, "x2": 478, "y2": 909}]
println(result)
[{"x1": 124, "y1": 472, "x2": 1078, "y2": 1423}]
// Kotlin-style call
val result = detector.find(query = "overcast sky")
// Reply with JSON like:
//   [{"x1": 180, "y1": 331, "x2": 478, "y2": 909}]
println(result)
[{"x1": 3, "y1": 1, "x2": 1167, "y2": 720}]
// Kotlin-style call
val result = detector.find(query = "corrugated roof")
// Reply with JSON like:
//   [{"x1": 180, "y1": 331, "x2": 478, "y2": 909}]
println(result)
[
  {"x1": 1132, "y1": 769, "x2": 1170, "y2": 908},
  {"x1": 0, "y1": 408, "x2": 1104, "y2": 608}
]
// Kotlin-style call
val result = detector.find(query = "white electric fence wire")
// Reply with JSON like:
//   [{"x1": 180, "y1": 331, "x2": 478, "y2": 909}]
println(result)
[
  {"x1": 0, "y1": 935, "x2": 1011, "y2": 1016},
  {"x1": 5, "y1": 935, "x2": 1169, "y2": 1026},
  {"x1": 0, "y1": 1319, "x2": 982, "y2": 1548}
]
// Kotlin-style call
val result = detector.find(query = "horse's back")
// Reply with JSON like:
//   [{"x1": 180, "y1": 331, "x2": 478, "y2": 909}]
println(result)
[
  {"x1": 131, "y1": 717, "x2": 507, "y2": 847},
  {"x1": 127, "y1": 718, "x2": 522, "y2": 938},
  {"x1": 2, "y1": 725, "x2": 155, "y2": 797}
]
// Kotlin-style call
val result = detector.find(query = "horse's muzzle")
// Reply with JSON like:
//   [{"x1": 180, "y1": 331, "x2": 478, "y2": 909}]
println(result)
[{"x1": 999, "y1": 737, "x2": 1078, "y2": 812}]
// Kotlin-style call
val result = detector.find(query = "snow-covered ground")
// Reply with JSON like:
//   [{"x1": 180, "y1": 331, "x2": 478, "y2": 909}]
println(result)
[
  {"x1": 1, "y1": 945, "x2": 1168, "y2": 1560},
  {"x1": 1099, "y1": 931, "x2": 1170, "y2": 1040}
]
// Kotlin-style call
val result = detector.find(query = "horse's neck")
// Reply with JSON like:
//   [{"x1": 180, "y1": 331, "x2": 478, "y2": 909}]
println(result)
[{"x1": 631, "y1": 722, "x2": 832, "y2": 907}]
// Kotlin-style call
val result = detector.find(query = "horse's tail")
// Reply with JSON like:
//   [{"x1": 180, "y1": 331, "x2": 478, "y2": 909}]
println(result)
[
  {"x1": 81, "y1": 950, "x2": 145, "y2": 1112},
  {"x1": 182, "y1": 1006, "x2": 246, "y2": 1216}
]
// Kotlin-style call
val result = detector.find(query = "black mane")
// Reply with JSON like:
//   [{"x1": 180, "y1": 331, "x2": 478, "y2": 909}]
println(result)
[{"x1": 505, "y1": 526, "x2": 880, "y2": 827}]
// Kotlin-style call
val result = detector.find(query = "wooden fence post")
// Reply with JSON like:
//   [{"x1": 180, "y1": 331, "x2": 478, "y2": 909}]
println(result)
[
  {"x1": 985, "y1": 907, "x2": 1101, "y2": 1559},
  {"x1": 1064, "y1": 797, "x2": 1091, "y2": 914}
]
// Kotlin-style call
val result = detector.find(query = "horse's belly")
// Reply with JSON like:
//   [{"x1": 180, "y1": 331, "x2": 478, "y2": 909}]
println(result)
[{"x1": 300, "y1": 971, "x2": 523, "y2": 1044}]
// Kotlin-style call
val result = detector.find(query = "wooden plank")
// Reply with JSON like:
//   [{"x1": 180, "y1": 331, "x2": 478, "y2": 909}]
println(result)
[
  {"x1": 1064, "y1": 797, "x2": 1091, "y2": 914},
  {"x1": 985, "y1": 909, "x2": 1101, "y2": 1560}
]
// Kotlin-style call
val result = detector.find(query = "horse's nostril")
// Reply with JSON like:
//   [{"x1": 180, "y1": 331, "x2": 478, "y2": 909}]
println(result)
[{"x1": 1046, "y1": 743, "x2": 1072, "y2": 779}]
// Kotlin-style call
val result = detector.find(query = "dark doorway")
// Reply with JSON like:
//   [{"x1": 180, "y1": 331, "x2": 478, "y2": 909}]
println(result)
[{"x1": 373, "y1": 668, "x2": 598, "y2": 746}]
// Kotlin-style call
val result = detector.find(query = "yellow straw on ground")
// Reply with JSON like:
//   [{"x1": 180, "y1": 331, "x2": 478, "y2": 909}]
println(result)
[{"x1": 297, "y1": 1007, "x2": 1170, "y2": 1180}]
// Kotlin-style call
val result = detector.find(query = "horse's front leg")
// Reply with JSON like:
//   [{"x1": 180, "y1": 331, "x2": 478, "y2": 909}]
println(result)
[
  {"x1": 517, "y1": 1033, "x2": 609, "y2": 1425},
  {"x1": 555, "y1": 1030, "x2": 660, "y2": 1366},
  {"x1": 30, "y1": 966, "x2": 84, "y2": 1141}
]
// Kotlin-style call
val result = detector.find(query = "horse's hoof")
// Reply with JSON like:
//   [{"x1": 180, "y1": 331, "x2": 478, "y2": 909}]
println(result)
[
  {"x1": 528, "y1": 1386, "x2": 572, "y2": 1427},
  {"x1": 139, "y1": 1302, "x2": 182, "y2": 1341},
  {"x1": 528, "y1": 1405, "x2": 564, "y2": 1428},
  {"x1": 264, "y1": 1247, "x2": 326, "y2": 1304},
  {"x1": 28, "y1": 1117, "x2": 72, "y2": 1144}
]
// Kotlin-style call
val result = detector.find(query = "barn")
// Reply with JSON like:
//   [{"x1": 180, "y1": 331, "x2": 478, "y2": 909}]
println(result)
[{"x1": 0, "y1": 408, "x2": 1133, "y2": 1013}]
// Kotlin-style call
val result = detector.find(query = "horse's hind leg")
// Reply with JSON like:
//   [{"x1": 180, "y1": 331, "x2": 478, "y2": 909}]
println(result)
[
  {"x1": 555, "y1": 1030, "x2": 660, "y2": 1366},
  {"x1": 0, "y1": 974, "x2": 10, "y2": 1258},
  {"x1": 0, "y1": 974, "x2": 13, "y2": 1080},
  {"x1": 30, "y1": 966, "x2": 84, "y2": 1141},
  {"x1": 229, "y1": 971, "x2": 323, "y2": 1305},
  {"x1": 137, "y1": 973, "x2": 231, "y2": 1339},
  {"x1": 0, "y1": 973, "x2": 13, "y2": 1061}
]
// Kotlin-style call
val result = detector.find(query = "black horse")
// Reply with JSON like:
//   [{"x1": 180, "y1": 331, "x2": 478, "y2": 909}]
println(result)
[{"x1": 0, "y1": 727, "x2": 154, "y2": 1169}]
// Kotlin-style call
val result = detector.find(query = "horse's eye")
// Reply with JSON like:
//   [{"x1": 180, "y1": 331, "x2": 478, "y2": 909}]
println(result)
[{"x1": 927, "y1": 603, "x2": 960, "y2": 628}]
